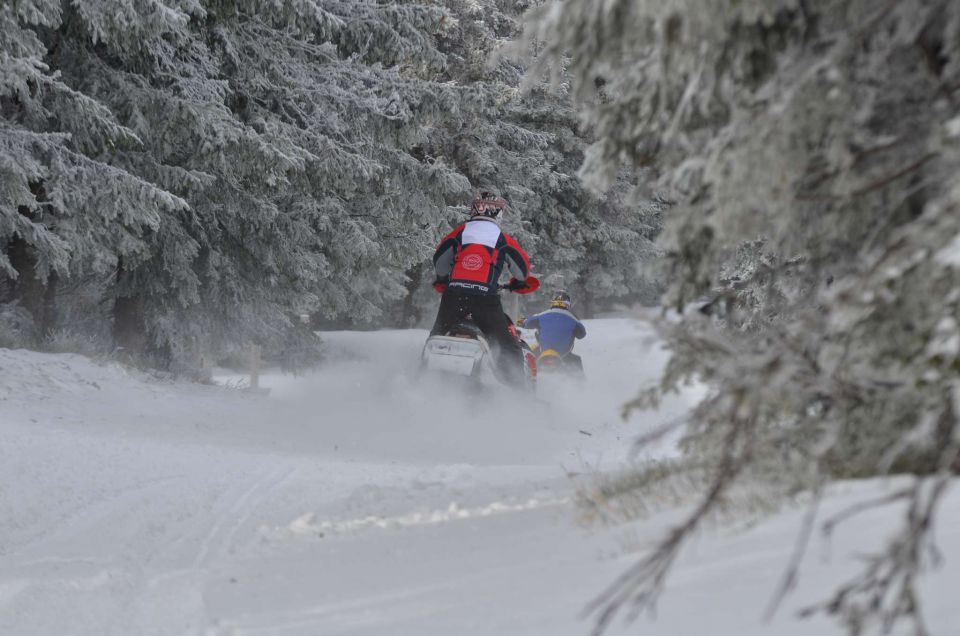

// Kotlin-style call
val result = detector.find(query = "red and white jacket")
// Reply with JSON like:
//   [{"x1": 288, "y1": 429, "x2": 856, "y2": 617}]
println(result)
[{"x1": 433, "y1": 218, "x2": 530, "y2": 295}]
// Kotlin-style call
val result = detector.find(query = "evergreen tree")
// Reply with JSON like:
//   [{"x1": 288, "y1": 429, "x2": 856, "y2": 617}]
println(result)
[
  {"x1": 519, "y1": 0, "x2": 960, "y2": 633},
  {"x1": 4, "y1": 0, "x2": 473, "y2": 365},
  {"x1": 1, "y1": 0, "x2": 185, "y2": 343}
]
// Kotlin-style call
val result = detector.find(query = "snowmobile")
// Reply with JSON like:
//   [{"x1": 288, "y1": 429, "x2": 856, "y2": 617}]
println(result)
[
  {"x1": 420, "y1": 282, "x2": 539, "y2": 392},
  {"x1": 534, "y1": 347, "x2": 584, "y2": 378},
  {"x1": 519, "y1": 328, "x2": 585, "y2": 380}
]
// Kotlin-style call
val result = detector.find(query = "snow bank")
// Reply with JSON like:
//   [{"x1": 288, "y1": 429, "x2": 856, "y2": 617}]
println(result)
[{"x1": 0, "y1": 348, "x2": 151, "y2": 403}]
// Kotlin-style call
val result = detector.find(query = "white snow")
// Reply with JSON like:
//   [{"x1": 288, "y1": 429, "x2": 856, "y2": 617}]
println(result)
[
  {"x1": 1, "y1": 318, "x2": 957, "y2": 635},
  {"x1": 935, "y1": 232, "x2": 960, "y2": 267}
]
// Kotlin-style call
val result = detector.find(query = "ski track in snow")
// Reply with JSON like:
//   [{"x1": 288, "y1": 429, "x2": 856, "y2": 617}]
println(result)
[
  {"x1": 193, "y1": 464, "x2": 296, "y2": 568},
  {"x1": 1, "y1": 317, "x2": 958, "y2": 636}
]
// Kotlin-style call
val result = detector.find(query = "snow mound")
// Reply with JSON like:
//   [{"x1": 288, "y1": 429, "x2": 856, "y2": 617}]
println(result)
[{"x1": 0, "y1": 348, "x2": 160, "y2": 404}]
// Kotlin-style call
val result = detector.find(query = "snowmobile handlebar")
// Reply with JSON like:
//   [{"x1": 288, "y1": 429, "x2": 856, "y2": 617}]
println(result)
[{"x1": 432, "y1": 276, "x2": 540, "y2": 294}]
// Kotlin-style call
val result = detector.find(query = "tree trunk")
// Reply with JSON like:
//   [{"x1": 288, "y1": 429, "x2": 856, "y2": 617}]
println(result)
[
  {"x1": 399, "y1": 263, "x2": 425, "y2": 328},
  {"x1": 579, "y1": 279, "x2": 595, "y2": 319},
  {"x1": 112, "y1": 261, "x2": 148, "y2": 358},
  {"x1": 41, "y1": 270, "x2": 58, "y2": 336},
  {"x1": 6, "y1": 233, "x2": 58, "y2": 339},
  {"x1": 4, "y1": 184, "x2": 60, "y2": 340}
]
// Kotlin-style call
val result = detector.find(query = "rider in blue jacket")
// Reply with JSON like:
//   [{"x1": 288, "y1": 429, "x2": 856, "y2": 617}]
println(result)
[{"x1": 521, "y1": 290, "x2": 586, "y2": 371}]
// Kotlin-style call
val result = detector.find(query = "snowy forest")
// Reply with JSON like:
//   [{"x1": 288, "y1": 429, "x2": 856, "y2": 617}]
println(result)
[
  {"x1": 2, "y1": 1, "x2": 960, "y2": 636},
  {"x1": 1, "y1": 0, "x2": 660, "y2": 370}
]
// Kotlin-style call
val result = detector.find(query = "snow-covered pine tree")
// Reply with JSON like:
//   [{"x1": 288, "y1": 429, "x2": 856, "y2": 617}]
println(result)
[
  {"x1": 1, "y1": 0, "x2": 186, "y2": 344},
  {"x1": 519, "y1": 0, "x2": 960, "y2": 633},
  {"x1": 5, "y1": 0, "x2": 662, "y2": 357},
  {"x1": 7, "y1": 0, "x2": 473, "y2": 366},
  {"x1": 393, "y1": 0, "x2": 662, "y2": 327},
  {"x1": 485, "y1": 0, "x2": 662, "y2": 315}
]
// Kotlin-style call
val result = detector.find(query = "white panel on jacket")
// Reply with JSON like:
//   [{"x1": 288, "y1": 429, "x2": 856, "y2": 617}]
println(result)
[{"x1": 462, "y1": 220, "x2": 502, "y2": 247}]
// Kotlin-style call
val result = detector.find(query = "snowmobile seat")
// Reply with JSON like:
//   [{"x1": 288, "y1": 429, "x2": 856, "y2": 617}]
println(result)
[{"x1": 446, "y1": 322, "x2": 484, "y2": 339}]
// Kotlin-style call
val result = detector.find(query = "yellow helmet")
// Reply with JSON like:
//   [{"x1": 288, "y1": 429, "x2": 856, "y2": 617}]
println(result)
[{"x1": 550, "y1": 290, "x2": 571, "y2": 310}]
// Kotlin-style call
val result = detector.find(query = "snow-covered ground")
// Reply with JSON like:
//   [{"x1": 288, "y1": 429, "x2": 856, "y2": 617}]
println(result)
[{"x1": 1, "y1": 318, "x2": 957, "y2": 636}]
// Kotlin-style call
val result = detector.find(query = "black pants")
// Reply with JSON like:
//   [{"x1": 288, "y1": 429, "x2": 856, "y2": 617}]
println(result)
[{"x1": 430, "y1": 290, "x2": 522, "y2": 385}]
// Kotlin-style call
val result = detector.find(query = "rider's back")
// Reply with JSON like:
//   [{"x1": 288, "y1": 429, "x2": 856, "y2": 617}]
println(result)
[
  {"x1": 434, "y1": 218, "x2": 528, "y2": 296},
  {"x1": 525, "y1": 308, "x2": 586, "y2": 355}
]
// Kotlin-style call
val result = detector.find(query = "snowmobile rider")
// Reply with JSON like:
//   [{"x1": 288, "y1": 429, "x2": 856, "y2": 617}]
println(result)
[
  {"x1": 430, "y1": 191, "x2": 537, "y2": 385},
  {"x1": 520, "y1": 290, "x2": 586, "y2": 371}
]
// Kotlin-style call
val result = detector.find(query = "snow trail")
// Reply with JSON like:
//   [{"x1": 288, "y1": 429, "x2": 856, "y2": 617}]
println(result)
[{"x1": 1, "y1": 318, "x2": 957, "y2": 635}]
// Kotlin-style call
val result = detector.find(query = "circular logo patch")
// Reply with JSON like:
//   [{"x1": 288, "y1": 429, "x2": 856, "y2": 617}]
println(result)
[{"x1": 461, "y1": 254, "x2": 484, "y2": 271}]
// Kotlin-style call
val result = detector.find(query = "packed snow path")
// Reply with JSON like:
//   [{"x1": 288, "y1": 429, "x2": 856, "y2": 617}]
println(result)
[{"x1": 1, "y1": 319, "x2": 957, "y2": 635}]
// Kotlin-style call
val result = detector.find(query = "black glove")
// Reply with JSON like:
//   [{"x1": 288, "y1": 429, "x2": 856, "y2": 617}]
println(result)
[{"x1": 506, "y1": 277, "x2": 528, "y2": 291}]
